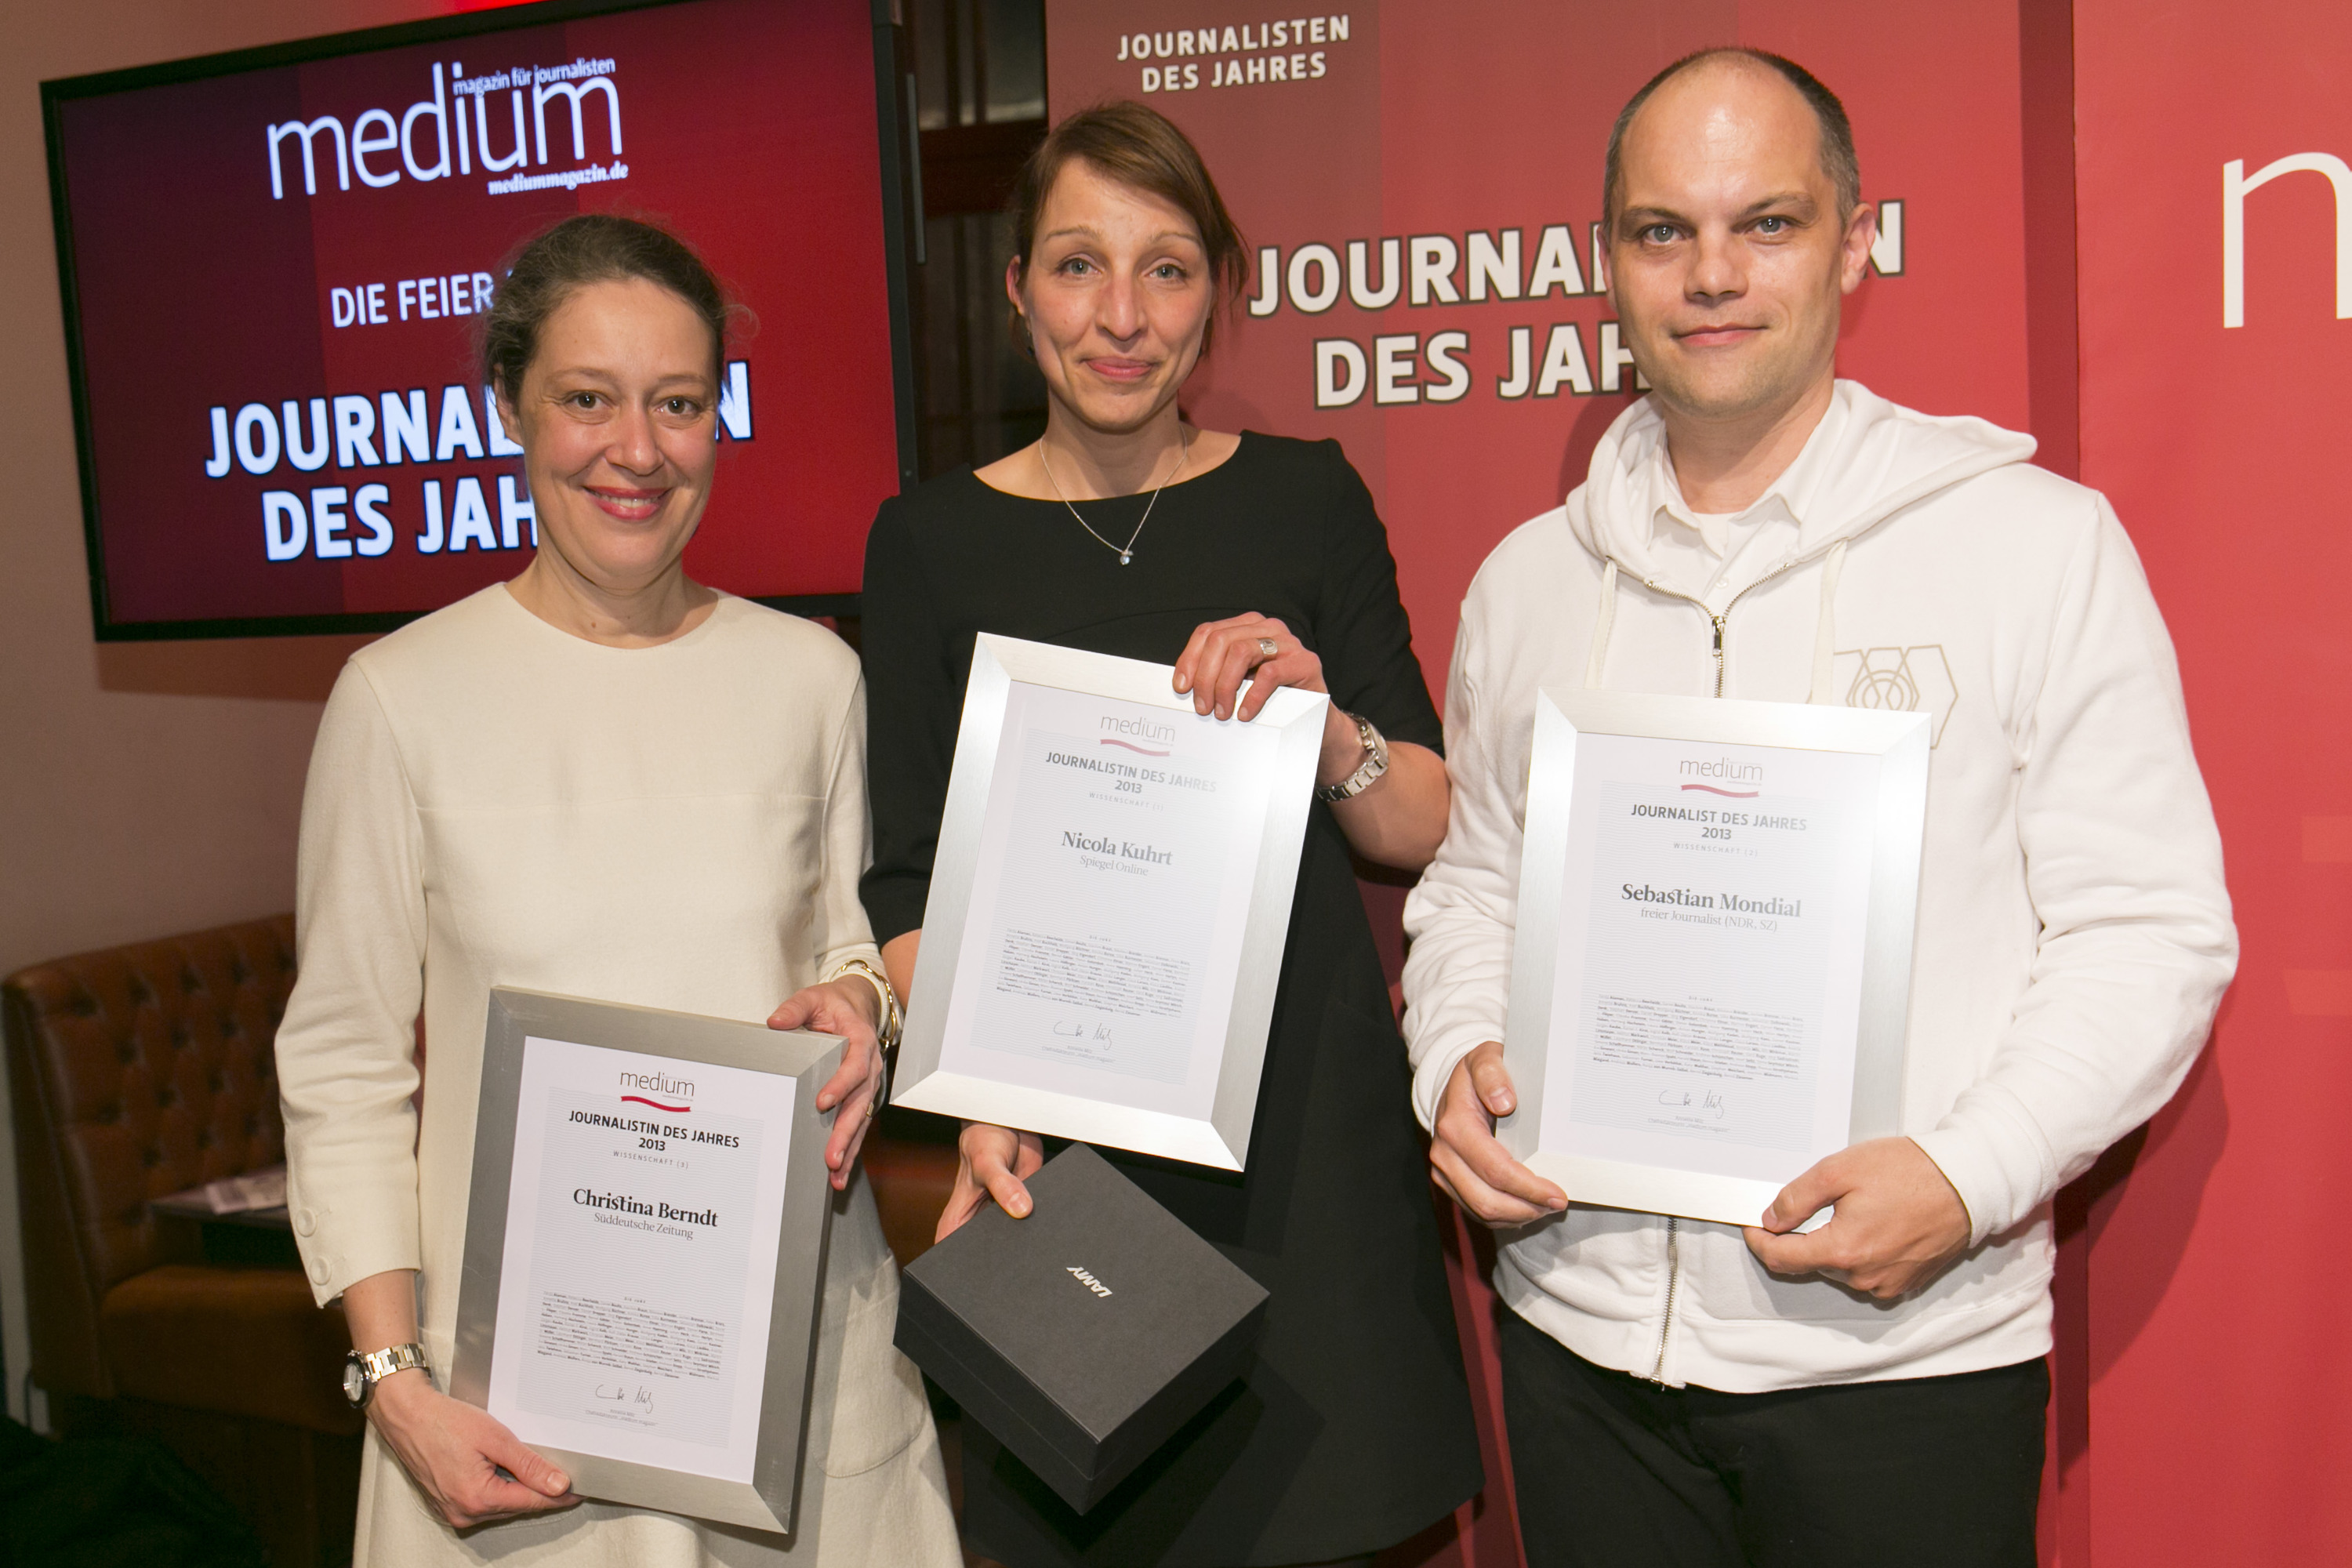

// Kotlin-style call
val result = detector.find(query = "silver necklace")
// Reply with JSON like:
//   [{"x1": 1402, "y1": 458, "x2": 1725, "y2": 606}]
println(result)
[{"x1": 1039, "y1": 433, "x2": 1189, "y2": 566}]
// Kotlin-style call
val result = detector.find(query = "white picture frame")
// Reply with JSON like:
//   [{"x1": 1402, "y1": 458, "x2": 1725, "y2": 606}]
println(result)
[
  {"x1": 1500, "y1": 689, "x2": 1930, "y2": 1227},
  {"x1": 891, "y1": 633, "x2": 1328, "y2": 1171}
]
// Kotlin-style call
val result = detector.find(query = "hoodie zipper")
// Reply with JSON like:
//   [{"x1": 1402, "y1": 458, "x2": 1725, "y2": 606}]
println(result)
[
  {"x1": 1632, "y1": 557, "x2": 1808, "y2": 1381},
  {"x1": 1649, "y1": 1216, "x2": 1681, "y2": 1383},
  {"x1": 1635, "y1": 551, "x2": 1813, "y2": 701}
]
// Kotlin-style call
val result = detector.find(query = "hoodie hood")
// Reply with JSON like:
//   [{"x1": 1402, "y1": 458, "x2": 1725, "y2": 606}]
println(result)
[{"x1": 1566, "y1": 380, "x2": 2039, "y2": 580}]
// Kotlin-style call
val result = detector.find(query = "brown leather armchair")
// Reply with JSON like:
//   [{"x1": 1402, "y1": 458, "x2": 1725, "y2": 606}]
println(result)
[{"x1": 5, "y1": 914, "x2": 361, "y2": 1567}]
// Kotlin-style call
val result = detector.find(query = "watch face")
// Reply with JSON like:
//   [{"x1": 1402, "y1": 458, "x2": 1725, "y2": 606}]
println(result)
[{"x1": 342, "y1": 1358, "x2": 368, "y2": 1406}]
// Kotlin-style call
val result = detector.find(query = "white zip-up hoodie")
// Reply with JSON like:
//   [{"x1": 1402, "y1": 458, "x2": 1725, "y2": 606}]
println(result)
[{"x1": 1402, "y1": 382, "x2": 2236, "y2": 1392}]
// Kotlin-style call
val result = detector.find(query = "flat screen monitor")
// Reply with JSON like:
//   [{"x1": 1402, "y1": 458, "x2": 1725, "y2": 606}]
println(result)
[{"x1": 44, "y1": 0, "x2": 916, "y2": 639}]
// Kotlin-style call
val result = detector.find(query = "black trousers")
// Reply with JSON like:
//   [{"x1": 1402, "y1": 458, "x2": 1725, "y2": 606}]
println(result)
[{"x1": 1497, "y1": 1308, "x2": 2046, "y2": 1568}]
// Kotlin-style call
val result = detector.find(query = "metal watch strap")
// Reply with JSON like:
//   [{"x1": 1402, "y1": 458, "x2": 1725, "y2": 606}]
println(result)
[
  {"x1": 345, "y1": 1342, "x2": 429, "y2": 1408},
  {"x1": 1316, "y1": 713, "x2": 1391, "y2": 801}
]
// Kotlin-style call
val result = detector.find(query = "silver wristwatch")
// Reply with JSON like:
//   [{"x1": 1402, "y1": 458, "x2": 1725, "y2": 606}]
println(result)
[
  {"x1": 1316, "y1": 713, "x2": 1391, "y2": 801},
  {"x1": 342, "y1": 1343, "x2": 430, "y2": 1409}
]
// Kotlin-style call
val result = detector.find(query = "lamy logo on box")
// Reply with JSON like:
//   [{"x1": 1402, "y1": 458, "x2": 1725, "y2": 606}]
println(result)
[{"x1": 1065, "y1": 1266, "x2": 1114, "y2": 1298}]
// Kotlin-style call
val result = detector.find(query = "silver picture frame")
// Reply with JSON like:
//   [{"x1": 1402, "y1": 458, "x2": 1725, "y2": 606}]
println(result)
[
  {"x1": 1500, "y1": 689, "x2": 1931, "y2": 1227},
  {"x1": 891, "y1": 633, "x2": 1328, "y2": 1171},
  {"x1": 451, "y1": 988, "x2": 844, "y2": 1535}
]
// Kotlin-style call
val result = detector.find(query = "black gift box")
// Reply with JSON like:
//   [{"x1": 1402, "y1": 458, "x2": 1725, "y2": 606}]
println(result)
[{"x1": 894, "y1": 1142, "x2": 1270, "y2": 1512}]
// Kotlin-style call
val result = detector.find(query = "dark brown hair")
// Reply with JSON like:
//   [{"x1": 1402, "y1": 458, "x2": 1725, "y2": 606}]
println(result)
[
  {"x1": 1604, "y1": 49, "x2": 1860, "y2": 225},
  {"x1": 1007, "y1": 101, "x2": 1249, "y2": 352},
  {"x1": 481, "y1": 213, "x2": 736, "y2": 405}
]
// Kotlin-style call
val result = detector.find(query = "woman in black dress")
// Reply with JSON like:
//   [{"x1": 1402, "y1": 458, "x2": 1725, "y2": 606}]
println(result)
[{"x1": 859, "y1": 103, "x2": 1482, "y2": 1567}]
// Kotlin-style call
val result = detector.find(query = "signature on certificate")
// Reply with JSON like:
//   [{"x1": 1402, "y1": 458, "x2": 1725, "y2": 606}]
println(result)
[
  {"x1": 1051, "y1": 1020, "x2": 1116, "y2": 1042},
  {"x1": 593, "y1": 1384, "x2": 657, "y2": 1414},
  {"x1": 1657, "y1": 1087, "x2": 1728, "y2": 1119}
]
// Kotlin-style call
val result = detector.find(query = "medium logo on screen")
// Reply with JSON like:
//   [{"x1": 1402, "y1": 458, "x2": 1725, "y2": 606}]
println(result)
[
  {"x1": 1679, "y1": 757, "x2": 1762, "y2": 798},
  {"x1": 267, "y1": 57, "x2": 626, "y2": 201},
  {"x1": 618, "y1": 1069, "x2": 694, "y2": 1114}
]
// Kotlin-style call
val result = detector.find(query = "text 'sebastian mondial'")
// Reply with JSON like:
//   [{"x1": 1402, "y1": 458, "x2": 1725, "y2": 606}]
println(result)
[{"x1": 1621, "y1": 884, "x2": 1803, "y2": 917}]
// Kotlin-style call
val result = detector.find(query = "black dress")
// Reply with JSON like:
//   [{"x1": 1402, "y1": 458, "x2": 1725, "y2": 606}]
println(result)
[{"x1": 859, "y1": 433, "x2": 1483, "y2": 1567}]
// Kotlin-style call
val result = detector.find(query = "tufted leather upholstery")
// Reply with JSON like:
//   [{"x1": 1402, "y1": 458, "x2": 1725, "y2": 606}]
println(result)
[{"x1": 4, "y1": 913, "x2": 352, "y2": 1432}]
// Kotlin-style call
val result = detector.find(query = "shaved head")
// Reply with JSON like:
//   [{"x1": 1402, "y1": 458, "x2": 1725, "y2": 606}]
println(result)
[{"x1": 1606, "y1": 49, "x2": 1859, "y2": 223}]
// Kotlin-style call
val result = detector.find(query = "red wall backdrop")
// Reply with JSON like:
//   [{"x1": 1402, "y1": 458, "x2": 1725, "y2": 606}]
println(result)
[{"x1": 2068, "y1": 2, "x2": 2352, "y2": 1561}]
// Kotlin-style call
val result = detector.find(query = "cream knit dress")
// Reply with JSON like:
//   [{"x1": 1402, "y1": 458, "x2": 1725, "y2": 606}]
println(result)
[{"x1": 277, "y1": 586, "x2": 958, "y2": 1567}]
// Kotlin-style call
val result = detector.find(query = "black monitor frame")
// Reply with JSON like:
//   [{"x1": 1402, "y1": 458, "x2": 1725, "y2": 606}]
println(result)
[{"x1": 43, "y1": 0, "x2": 921, "y2": 641}]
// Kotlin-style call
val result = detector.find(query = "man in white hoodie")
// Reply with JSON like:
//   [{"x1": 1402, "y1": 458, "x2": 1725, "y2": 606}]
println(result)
[{"x1": 1401, "y1": 48, "x2": 2234, "y2": 1567}]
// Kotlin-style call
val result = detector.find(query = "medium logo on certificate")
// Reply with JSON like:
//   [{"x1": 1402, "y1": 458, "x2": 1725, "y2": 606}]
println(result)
[
  {"x1": 939, "y1": 681, "x2": 1280, "y2": 1123},
  {"x1": 485, "y1": 1036, "x2": 797, "y2": 1484}
]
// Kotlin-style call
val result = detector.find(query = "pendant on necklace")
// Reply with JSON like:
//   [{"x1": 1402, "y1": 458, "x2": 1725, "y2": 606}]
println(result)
[{"x1": 1119, "y1": 552, "x2": 1132, "y2": 565}]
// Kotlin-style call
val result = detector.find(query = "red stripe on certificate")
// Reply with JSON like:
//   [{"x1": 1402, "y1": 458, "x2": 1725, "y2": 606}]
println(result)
[
  {"x1": 621, "y1": 1095, "x2": 690, "y2": 1112},
  {"x1": 1680, "y1": 784, "x2": 1760, "y2": 797}
]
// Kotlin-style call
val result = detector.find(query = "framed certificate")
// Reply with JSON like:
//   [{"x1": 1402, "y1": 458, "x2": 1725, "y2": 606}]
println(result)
[
  {"x1": 1501, "y1": 690, "x2": 1930, "y2": 1228},
  {"x1": 892, "y1": 633, "x2": 1327, "y2": 1171},
  {"x1": 451, "y1": 989, "x2": 845, "y2": 1534}
]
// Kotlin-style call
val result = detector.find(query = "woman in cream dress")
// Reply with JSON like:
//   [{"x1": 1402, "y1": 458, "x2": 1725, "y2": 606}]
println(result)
[{"x1": 275, "y1": 216, "x2": 959, "y2": 1568}]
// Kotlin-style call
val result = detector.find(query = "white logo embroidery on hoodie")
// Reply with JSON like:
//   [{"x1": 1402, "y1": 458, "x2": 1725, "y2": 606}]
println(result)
[{"x1": 1833, "y1": 645, "x2": 1957, "y2": 745}]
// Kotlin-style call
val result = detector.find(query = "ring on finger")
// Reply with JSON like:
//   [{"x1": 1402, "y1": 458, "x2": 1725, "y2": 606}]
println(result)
[{"x1": 1254, "y1": 636, "x2": 1279, "y2": 659}]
